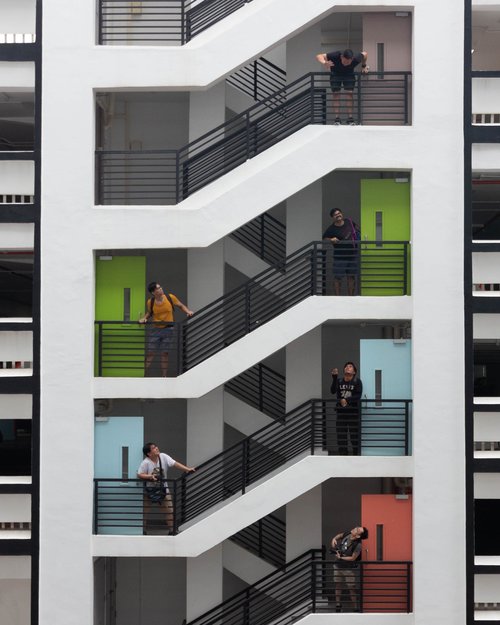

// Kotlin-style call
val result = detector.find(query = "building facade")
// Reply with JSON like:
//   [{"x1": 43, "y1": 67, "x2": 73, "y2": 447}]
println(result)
[{"x1": 1, "y1": 0, "x2": 497, "y2": 623}]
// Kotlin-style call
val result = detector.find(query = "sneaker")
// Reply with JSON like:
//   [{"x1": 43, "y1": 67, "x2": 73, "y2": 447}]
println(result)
[
  {"x1": 347, "y1": 117, "x2": 357, "y2": 126},
  {"x1": 334, "y1": 117, "x2": 342, "y2": 125}
]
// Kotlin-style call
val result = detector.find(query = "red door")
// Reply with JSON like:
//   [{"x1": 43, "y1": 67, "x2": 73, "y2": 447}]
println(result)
[{"x1": 361, "y1": 494, "x2": 412, "y2": 612}]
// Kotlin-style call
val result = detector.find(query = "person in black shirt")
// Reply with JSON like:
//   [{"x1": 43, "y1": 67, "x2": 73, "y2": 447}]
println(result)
[
  {"x1": 331, "y1": 362, "x2": 363, "y2": 455},
  {"x1": 323, "y1": 208, "x2": 360, "y2": 296},
  {"x1": 330, "y1": 526, "x2": 369, "y2": 612},
  {"x1": 315, "y1": 48, "x2": 369, "y2": 124}
]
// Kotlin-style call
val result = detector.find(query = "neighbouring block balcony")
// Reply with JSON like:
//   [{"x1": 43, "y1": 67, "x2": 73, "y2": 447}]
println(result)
[
  {"x1": 94, "y1": 398, "x2": 412, "y2": 536},
  {"x1": 472, "y1": 72, "x2": 500, "y2": 125},
  {"x1": 95, "y1": 70, "x2": 412, "y2": 206},
  {"x1": 97, "y1": 0, "x2": 254, "y2": 46},
  {"x1": 94, "y1": 241, "x2": 411, "y2": 378}
]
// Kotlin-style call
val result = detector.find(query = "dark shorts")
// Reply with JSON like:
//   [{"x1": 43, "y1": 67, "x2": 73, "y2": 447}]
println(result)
[
  {"x1": 147, "y1": 326, "x2": 175, "y2": 352},
  {"x1": 330, "y1": 74, "x2": 356, "y2": 93},
  {"x1": 333, "y1": 256, "x2": 359, "y2": 279}
]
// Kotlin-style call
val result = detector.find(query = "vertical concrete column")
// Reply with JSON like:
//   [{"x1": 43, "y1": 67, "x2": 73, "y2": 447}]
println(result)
[
  {"x1": 286, "y1": 22, "x2": 321, "y2": 83},
  {"x1": 189, "y1": 81, "x2": 226, "y2": 143},
  {"x1": 286, "y1": 181, "x2": 323, "y2": 255},
  {"x1": 187, "y1": 387, "x2": 224, "y2": 466},
  {"x1": 286, "y1": 486, "x2": 322, "y2": 561},
  {"x1": 186, "y1": 545, "x2": 223, "y2": 622},
  {"x1": 186, "y1": 240, "x2": 224, "y2": 464}
]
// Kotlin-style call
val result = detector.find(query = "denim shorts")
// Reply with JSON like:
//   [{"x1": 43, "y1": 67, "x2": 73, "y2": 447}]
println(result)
[{"x1": 147, "y1": 326, "x2": 175, "y2": 351}]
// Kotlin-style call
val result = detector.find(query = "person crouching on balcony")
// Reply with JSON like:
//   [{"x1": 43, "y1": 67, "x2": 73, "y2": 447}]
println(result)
[
  {"x1": 315, "y1": 48, "x2": 369, "y2": 125},
  {"x1": 138, "y1": 443, "x2": 195, "y2": 535},
  {"x1": 330, "y1": 526, "x2": 369, "y2": 612},
  {"x1": 139, "y1": 281, "x2": 193, "y2": 377}
]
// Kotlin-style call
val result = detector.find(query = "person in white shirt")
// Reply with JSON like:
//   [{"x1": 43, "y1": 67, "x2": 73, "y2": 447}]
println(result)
[{"x1": 138, "y1": 442, "x2": 195, "y2": 534}]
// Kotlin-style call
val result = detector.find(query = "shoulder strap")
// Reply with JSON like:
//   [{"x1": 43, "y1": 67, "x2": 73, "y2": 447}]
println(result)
[
  {"x1": 165, "y1": 293, "x2": 175, "y2": 310},
  {"x1": 149, "y1": 293, "x2": 175, "y2": 317},
  {"x1": 149, "y1": 296, "x2": 155, "y2": 315}
]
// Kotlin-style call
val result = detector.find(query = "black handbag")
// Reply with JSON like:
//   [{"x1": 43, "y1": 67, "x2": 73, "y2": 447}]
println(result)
[{"x1": 145, "y1": 455, "x2": 167, "y2": 503}]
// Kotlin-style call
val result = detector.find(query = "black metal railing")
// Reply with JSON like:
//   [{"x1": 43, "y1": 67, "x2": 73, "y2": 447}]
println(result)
[
  {"x1": 93, "y1": 398, "x2": 411, "y2": 534},
  {"x1": 96, "y1": 71, "x2": 411, "y2": 205},
  {"x1": 230, "y1": 213, "x2": 286, "y2": 266},
  {"x1": 98, "y1": 0, "x2": 253, "y2": 45},
  {"x1": 227, "y1": 57, "x2": 286, "y2": 103},
  {"x1": 95, "y1": 240, "x2": 410, "y2": 376},
  {"x1": 230, "y1": 514, "x2": 286, "y2": 567},
  {"x1": 186, "y1": 550, "x2": 412, "y2": 625},
  {"x1": 225, "y1": 363, "x2": 285, "y2": 421}
]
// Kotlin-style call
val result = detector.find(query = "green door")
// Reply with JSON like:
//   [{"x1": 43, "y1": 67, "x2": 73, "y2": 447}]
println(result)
[
  {"x1": 360, "y1": 179, "x2": 411, "y2": 295},
  {"x1": 95, "y1": 256, "x2": 146, "y2": 377}
]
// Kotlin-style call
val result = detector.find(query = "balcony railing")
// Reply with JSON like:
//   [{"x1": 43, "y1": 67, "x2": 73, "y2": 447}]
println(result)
[
  {"x1": 230, "y1": 514, "x2": 286, "y2": 567},
  {"x1": 95, "y1": 241, "x2": 410, "y2": 377},
  {"x1": 230, "y1": 212, "x2": 286, "y2": 266},
  {"x1": 93, "y1": 398, "x2": 412, "y2": 534},
  {"x1": 97, "y1": 0, "x2": 253, "y2": 46},
  {"x1": 96, "y1": 71, "x2": 412, "y2": 205},
  {"x1": 194, "y1": 550, "x2": 412, "y2": 622},
  {"x1": 225, "y1": 363, "x2": 286, "y2": 421}
]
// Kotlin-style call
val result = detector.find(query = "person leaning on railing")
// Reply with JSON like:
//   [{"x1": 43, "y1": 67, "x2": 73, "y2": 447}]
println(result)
[
  {"x1": 315, "y1": 48, "x2": 369, "y2": 125},
  {"x1": 330, "y1": 526, "x2": 369, "y2": 613},
  {"x1": 138, "y1": 442, "x2": 195, "y2": 535},
  {"x1": 139, "y1": 281, "x2": 194, "y2": 377}
]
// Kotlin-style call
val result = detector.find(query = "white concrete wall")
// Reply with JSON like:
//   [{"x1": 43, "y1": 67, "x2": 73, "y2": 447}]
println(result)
[
  {"x1": 0, "y1": 0, "x2": 35, "y2": 34},
  {"x1": 223, "y1": 539, "x2": 275, "y2": 585},
  {"x1": 473, "y1": 78, "x2": 500, "y2": 114},
  {"x1": 0, "y1": 332, "x2": 32, "y2": 361},
  {"x1": 0, "y1": 62, "x2": 34, "y2": 89},
  {"x1": 475, "y1": 473, "x2": 500, "y2": 498},
  {"x1": 473, "y1": 252, "x2": 500, "y2": 283},
  {"x1": 0, "y1": 395, "x2": 31, "y2": 419},
  {"x1": 475, "y1": 574, "x2": 500, "y2": 602},
  {"x1": 0, "y1": 161, "x2": 34, "y2": 196},
  {"x1": 0, "y1": 494, "x2": 30, "y2": 522},
  {"x1": 472, "y1": 143, "x2": 500, "y2": 170},
  {"x1": 0, "y1": 224, "x2": 33, "y2": 250},
  {"x1": 474, "y1": 314, "x2": 500, "y2": 338},
  {"x1": 475, "y1": 411, "x2": 500, "y2": 441}
]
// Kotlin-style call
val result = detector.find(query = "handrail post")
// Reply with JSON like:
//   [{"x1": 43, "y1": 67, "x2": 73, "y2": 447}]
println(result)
[
  {"x1": 406, "y1": 563, "x2": 411, "y2": 612},
  {"x1": 245, "y1": 111, "x2": 251, "y2": 160},
  {"x1": 357, "y1": 73, "x2": 363, "y2": 125},
  {"x1": 93, "y1": 480, "x2": 99, "y2": 534},
  {"x1": 405, "y1": 401, "x2": 410, "y2": 456},
  {"x1": 311, "y1": 243, "x2": 317, "y2": 295},
  {"x1": 97, "y1": 322, "x2": 103, "y2": 377},
  {"x1": 95, "y1": 151, "x2": 102, "y2": 205},
  {"x1": 243, "y1": 588, "x2": 250, "y2": 625},
  {"x1": 245, "y1": 284, "x2": 251, "y2": 333},
  {"x1": 311, "y1": 400, "x2": 316, "y2": 455},
  {"x1": 310, "y1": 73, "x2": 315, "y2": 124},
  {"x1": 258, "y1": 519, "x2": 263, "y2": 559},
  {"x1": 253, "y1": 60, "x2": 258, "y2": 100},
  {"x1": 357, "y1": 402, "x2": 362, "y2": 456},
  {"x1": 403, "y1": 242, "x2": 409, "y2": 294},
  {"x1": 97, "y1": 0, "x2": 103, "y2": 45},
  {"x1": 311, "y1": 560, "x2": 316, "y2": 613},
  {"x1": 242, "y1": 438, "x2": 249, "y2": 493},
  {"x1": 404, "y1": 73, "x2": 409, "y2": 124},
  {"x1": 175, "y1": 151, "x2": 180, "y2": 204},
  {"x1": 181, "y1": 0, "x2": 186, "y2": 45},
  {"x1": 258, "y1": 364, "x2": 264, "y2": 413},
  {"x1": 176, "y1": 322, "x2": 182, "y2": 375},
  {"x1": 359, "y1": 562, "x2": 364, "y2": 613}
]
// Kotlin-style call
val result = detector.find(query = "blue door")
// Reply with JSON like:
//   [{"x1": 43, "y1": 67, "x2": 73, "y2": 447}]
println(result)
[
  {"x1": 94, "y1": 416, "x2": 144, "y2": 534},
  {"x1": 360, "y1": 339, "x2": 412, "y2": 456}
]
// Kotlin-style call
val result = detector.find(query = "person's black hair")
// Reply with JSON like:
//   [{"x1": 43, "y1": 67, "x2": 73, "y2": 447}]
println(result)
[
  {"x1": 342, "y1": 49, "x2": 354, "y2": 59},
  {"x1": 360, "y1": 527, "x2": 369, "y2": 540},
  {"x1": 329, "y1": 207, "x2": 343, "y2": 217},
  {"x1": 343, "y1": 361, "x2": 358, "y2": 374},
  {"x1": 143, "y1": 442, "x2": 155, "y2": 456},
  {"x1": 147, "y1": 281, "x2": 159, "y2": 294}
]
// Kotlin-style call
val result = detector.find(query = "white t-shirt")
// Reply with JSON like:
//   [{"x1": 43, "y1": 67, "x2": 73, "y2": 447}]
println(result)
[{"x1": 138, "y1": 452, "x2": 175, "y2": 487}]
